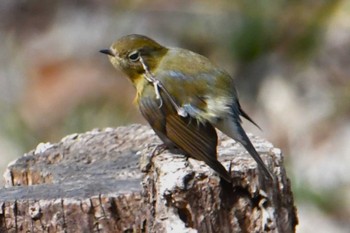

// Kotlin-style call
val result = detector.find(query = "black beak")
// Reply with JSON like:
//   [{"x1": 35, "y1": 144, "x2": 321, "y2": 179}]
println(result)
[{"x1": 99, "y1": 49, "x2": 115, "y2": 56}]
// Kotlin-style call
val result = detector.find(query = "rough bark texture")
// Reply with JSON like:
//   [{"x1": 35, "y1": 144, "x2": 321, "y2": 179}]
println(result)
[{"x1": 0, "y1": 124, "x2": 297, "y2": 233}]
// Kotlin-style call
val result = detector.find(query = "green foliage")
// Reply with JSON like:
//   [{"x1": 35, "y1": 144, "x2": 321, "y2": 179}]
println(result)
[{"x1": 230, "y1": 0, "x2": 342, "y2": 62}]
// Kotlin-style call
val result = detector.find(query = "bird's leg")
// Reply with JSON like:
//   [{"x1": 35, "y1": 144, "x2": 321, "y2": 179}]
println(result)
[
  {"x1": 150, "y1": 79, "x2": 164, "y2": 108},
  {"x1": 156, "y1": 81, "x2": 187, "y2": 117},
  {"x1": 139, "y1": 56, "x2": 188, "y2": 117}
]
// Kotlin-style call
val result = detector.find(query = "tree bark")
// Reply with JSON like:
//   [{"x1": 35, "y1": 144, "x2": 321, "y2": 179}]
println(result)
[{"x1": 0, "y1": 124, "x2": 297, "y2": 233}]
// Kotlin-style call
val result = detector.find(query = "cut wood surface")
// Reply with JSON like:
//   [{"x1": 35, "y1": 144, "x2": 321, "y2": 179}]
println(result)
[{"x1": 0, "y1": 124, "x2": 297, "y2": 233}]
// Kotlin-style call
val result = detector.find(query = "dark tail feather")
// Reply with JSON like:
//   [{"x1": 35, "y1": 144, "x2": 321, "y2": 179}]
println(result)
[
  {"x1": 237, "y1": 125, "x2": 273, "y2": 181},
  {"x1": 238, "y1": 103, "x2": 261, "y2": 130}
]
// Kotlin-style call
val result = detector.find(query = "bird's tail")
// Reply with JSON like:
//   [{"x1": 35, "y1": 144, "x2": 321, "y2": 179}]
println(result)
[
  {"x1": 239, "y1": 128, "x2": 274, "y2": 181},
  {"x1": 216, "y1": 119, "x2": 274, "y2": 181}
]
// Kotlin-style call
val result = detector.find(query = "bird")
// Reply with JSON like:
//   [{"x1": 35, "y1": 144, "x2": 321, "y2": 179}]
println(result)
[{"x1": 100, "y1": 34, "x2": 273, "y2": 183}]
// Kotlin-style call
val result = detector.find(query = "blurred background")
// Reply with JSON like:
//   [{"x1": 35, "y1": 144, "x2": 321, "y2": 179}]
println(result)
[{"x1": 0, "y1": 0, "x2": 349, "y2": 232}]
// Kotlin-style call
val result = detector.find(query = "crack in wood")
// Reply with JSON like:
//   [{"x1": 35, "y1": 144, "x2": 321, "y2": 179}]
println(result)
[
  {"x1": 14, "y1": 200, "x2": 18, "y2": 232},
  {"x1": 0, "y1": 202, "x2": 5, "y2": 232},
  {"x1": 60, "y1": 198, "x2": 67, "y2": 233},
  {"x1": 10, "y1": 170, "x2": 14, "y2": 186},
  {"x1": 98, "y1": 194, "x2": 107, "y2": 221}
]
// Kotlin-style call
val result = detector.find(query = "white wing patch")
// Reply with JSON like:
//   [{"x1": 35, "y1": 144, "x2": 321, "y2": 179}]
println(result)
[{"x1": 182, "y1": 95, "x2": 233, "y2": 124}]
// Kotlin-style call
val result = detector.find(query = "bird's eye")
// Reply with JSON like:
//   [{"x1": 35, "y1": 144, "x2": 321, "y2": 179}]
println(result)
[{"x1": 128, "y1": 51, "x2": 140, "y2": 62}]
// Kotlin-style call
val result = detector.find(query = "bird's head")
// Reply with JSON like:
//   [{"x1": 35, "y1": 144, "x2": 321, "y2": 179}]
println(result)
[{"x1": 100, "y1": 34, "x2": 168, "y2": 82}]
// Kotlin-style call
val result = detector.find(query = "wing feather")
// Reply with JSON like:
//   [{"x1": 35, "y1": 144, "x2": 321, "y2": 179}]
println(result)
[{"x1": 138, "y1": 93, "x2": 231, "y2": 182}]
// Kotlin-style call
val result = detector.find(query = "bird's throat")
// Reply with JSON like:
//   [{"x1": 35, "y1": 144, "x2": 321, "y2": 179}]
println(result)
[{"x1": 132, "y1": 75, "x2": 149, "y2": 104}]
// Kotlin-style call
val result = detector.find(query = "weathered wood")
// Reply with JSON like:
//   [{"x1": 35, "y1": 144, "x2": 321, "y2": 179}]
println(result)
[{"x1": 0, "y1": 124, "x2": 297, "y2": 232}]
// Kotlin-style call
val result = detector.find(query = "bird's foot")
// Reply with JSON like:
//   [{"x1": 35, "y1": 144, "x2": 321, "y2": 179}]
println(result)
[
  {"x1": 140, "y1": 143, "x2": 167, "y2": 172},
  {"x1": 149, "y1": 143, "x2": 168, "y2": 158}
]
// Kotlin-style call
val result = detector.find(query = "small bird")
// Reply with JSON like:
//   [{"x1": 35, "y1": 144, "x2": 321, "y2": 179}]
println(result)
[{"x1": 100, "y1": 34, "x2": 273, "y2": 182}]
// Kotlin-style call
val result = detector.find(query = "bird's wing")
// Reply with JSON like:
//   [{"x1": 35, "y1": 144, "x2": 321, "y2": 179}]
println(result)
[
  {"x1": 138, "y1": 95, "x2": 174, "y2": 147},
  {"x1": 138, "y1": 94, "x2": 232, "y2": 182},
  {"x1": 154, "y1": 69, "x2": 236, "y2": 124}
]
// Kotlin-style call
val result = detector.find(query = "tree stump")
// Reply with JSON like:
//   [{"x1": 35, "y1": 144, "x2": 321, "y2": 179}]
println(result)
[{"x1": 0, "y1": 124, "x2": 297, "y2": 233}]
